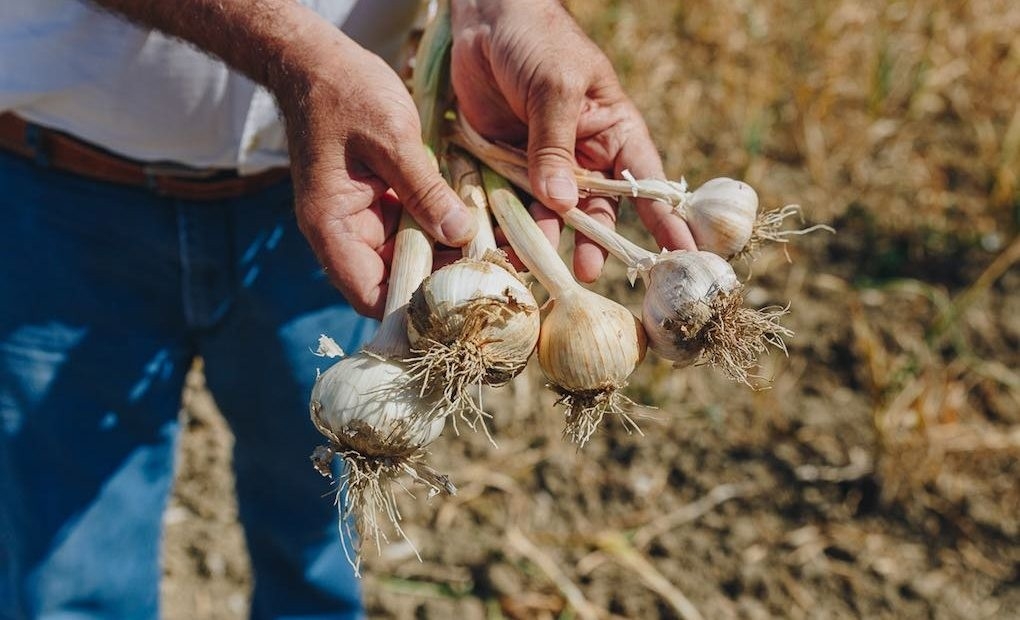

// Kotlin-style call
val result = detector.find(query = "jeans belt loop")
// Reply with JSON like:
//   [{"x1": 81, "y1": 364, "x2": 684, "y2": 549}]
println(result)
[{"x1": 25, "y1": 123, "x2": 50, "y2": 167}]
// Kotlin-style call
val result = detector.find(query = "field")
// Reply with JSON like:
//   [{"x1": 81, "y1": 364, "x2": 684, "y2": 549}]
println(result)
[{"x1": 162, "y1": 0, "x2": 1020, "y2": 618}]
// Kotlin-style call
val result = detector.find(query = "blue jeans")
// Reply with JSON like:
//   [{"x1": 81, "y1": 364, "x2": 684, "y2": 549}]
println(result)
[{"x1": 0, "y1": 150, "x2": 375, "y2": 619}]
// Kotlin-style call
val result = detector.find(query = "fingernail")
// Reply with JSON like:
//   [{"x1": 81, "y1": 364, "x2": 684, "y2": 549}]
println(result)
[
  {"x1": 440, "y1": 208, "x2": 476, "y2": 245},
  {"x1": 544, "y1": 175, "x2": 578, "y2": 205}
]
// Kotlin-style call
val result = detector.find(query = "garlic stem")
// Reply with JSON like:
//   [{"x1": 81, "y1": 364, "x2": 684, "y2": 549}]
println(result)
[
  {"x1": 450, "y1": 113, "x2": 690, "y2": 208},
  {"x1": 412, "y1": 0, "x2": 452, "y2": 152},
  {"x1": 481, "y1": 166, "x2": 576, "y2": 298},
  {"x1": 446, "y1": 149, "x2": 498, "y2": 259},
  {"x1": 562, "y1": 207, "x2": 658, "y2": 279},
  {"x1": 383, "y1": 212, "x2": 434, "y2": 318},
  {"x1": 367, "y1": 212, "x2": 434, "y2": 359}
]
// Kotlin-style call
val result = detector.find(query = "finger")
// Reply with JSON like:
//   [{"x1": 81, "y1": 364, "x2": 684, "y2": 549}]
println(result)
[
  {"x1": 375, "y1": 190, "x2": 403, "y2": 251},
  {"x1": 364, "y1": 138, "x2": 478, "y2": 248},
  {"x1": 526, "y1": 77, "x2": 585, "y2": 212},
  {"x1": 572, "y1": 196, "x2": 614, "y2": 283},
  {"x1": 319, "y1": 236, "x2": 388, "y2": 319},
  {"x1": 529, "y1": 200, "x2": 564, "y2": 251},
  {"x1": 615, "y1": 122, "x2": 697, "y2": 251},
  {"x1": 298, "y1": 191, "x2": 391, "y2": 318}
]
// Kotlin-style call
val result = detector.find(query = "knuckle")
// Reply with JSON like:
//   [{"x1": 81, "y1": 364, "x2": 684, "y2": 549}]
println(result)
[
  {"x1": 383, "y1": 111, "x2": 422, "y2": 142},
  {"x1": 531, "y1": 66, "x2": 586, "y2": 100},
  {"x1": 530, "y1": 142, "x2": 576, "y2": 165}
]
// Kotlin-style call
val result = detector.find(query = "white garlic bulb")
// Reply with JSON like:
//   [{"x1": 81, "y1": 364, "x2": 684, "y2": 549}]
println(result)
[
  {"x1": 483, "y1": 167, "x2": 648, "y2": 446},
  {"x1": 538, "y1": 286, "x2": 647, "y2": 392},
  {"x1": 405, "y1": 149, "x2": 541, "y2": 432},
  {"x1": 408, "y1": 254, "x2": 539, "y2": 388},
  {"x1": 682, "y1": 178, "x2": 759, "y2": 259},
  {"x1": 640, "y1": 250, "x2": 739, "y2": 365},
  {"x1": 309, "y1": 216, "x2": 456, "y2": 571},
  {"x1": 311, "y1": 352, "x2": 446, "y2": 452},
  {"x1": 537, "y1": 287, "x2": 647, "y2": 445}
]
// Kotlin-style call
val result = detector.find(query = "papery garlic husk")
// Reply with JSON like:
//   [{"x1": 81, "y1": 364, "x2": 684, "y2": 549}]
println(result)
[
  {"x1": 406, "y1": 251, "x2": 540, "y2": 432},
  {"x1": 681, "y1": 178, "x2": 759, "y2": 259},
  {"x1": 537, "y1": 287, "x2": 648, "y2": 445},
  {"x1": 309, "y1": 344, "x2": 452, "y2": 572},
  {"x1": 641, "y1": 250, "x2": 792, "y2": 384}
]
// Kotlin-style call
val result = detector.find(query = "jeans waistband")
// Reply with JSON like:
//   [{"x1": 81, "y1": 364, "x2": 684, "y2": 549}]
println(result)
[{"x1": 0, "y1": 112, "x2": 289, "y2": 201}]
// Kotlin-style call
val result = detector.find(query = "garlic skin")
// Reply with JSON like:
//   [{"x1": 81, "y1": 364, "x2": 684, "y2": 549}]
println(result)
[
  {"x1": 537, "y1": 287, "x2": 647, "y2": 445},
  {"x1": 682, "y1": 178, "x2": 759, "y2": 258},
  {"x1": 311, "y1": 353, "x2": 446, "y2": 453},
  {"x1": 538, "y1": 287, "x2": 647, "y2": 403},
  {"x1": 408, "y1": 255, "x2": 540, "y2": 387},
  {"x1": 641, "y1": 250, "x2": 740, "y2": 365}
]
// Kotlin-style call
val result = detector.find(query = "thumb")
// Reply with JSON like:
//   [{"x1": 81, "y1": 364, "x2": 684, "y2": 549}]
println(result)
[
  {"x1": 527, "y1": 89, "x2": 583, "y2": 213},
  {"x1": 372, "y1": 142, "x2": 477, "y2": 247}
]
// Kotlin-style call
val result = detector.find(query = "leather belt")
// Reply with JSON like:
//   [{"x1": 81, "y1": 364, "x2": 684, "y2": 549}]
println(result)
[{"x1": 0, "y1": 112, "x2": 290, "y2": 201}]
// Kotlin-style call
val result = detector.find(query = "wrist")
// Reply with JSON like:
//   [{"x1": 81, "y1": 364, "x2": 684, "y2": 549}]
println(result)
[{"x1": 259, "y1": 5, "x2": 356, "y2": 104}]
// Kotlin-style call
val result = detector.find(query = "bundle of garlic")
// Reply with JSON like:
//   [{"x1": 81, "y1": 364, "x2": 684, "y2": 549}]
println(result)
[
  {"x1": 448, "y1": 112, "x2": 830, "y2": 260},
  {"x1": 482, "y1": 167, "x2": 647, "y2": 445},
  {"x1": 562, "y1": 206, "x2": 792, "y2": 384},
  {"x1": 309, "y1": 213, "x2": 454, "y2": 572},
  {"x1": 399, "y1": 0, "x2": 541, "y2": 436},
  {"x1": 405, "y1": 150, "x2": 540, "y2": 436}
]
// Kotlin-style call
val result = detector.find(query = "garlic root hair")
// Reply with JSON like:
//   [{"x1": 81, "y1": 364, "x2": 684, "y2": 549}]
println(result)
[
  {"x1": 554, "y1": 387, "x2": 643, "y2": 447},
  {"x1": 309, "y1": 409, "x2": 455, "y2": 573},
  {"x1": 403, "y1": 337, "x2": 513, "y2": 446},
  {"x1": 741, "y1": 204, "x2": 836, "y2": 260},
  {"x1": 694, "y1": 291, "x2": 794, "y2": 386}
]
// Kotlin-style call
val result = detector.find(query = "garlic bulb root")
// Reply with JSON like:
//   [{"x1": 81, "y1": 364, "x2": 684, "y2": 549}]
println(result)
[
  {"x1": 553, "y1": 386, "x2": 643, "y2": 446},
  {"x1": 405, "y1": 252, "x2": 540, "y2": 437},
  {"x1": 310, "y1": 412, "x2": 453, "y2": 574},
  {"x1": 740, "y1": 204, "x2": 837, "y2": 260},
  {"x1": 674, "y1": 290, "x2": 793, "y2": 385}
]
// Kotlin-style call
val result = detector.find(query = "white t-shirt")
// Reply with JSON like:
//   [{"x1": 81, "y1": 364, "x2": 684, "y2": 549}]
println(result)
[{"x1": 0, "y1": 0, "x2": 422, "y2": 174}]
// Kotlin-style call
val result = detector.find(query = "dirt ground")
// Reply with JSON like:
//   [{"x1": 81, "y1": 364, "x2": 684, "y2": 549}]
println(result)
[{"x1": 162, "y1": 0, "x2": 1020, "y2": 618}]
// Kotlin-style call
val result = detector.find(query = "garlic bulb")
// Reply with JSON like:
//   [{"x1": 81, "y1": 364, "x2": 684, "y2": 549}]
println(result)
[
  {"x1": 312, "y1": 330, "x2": 446, "y2": 453},
  {"x1": 562, "y1": 207, "x2": 791, "y2": 385},
  {"x1": 405, "y1": 151, "x2": 540, "y2": 434},
  {"x1": 407, "y1": 254, "x2": 540, "y2": 424},
  {"x1": 483, "y1": 167, "x2": 647, "y2": 445},
  {"x1": 537, "y1": 287, "x2": 647, "y2": 435},
  {"x1": 639, "y1": 250, "x2": 737, "y2": 365},
  {"x1": 679, "y1": 178, "x2": 758, "y2": 258},
  {"x1": 309, "y1": 214, "x2": 453, "y2": 571}
]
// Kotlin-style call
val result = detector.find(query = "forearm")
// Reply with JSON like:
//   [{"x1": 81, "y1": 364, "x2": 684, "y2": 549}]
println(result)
[{"x1": 91, "y1": 0, "x2": 348, "y2": 98}]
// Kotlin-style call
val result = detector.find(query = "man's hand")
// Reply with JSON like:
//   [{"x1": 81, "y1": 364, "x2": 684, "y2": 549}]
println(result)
[
  {"x1": 93, "y1": 0, "x2": 477, "y2": 318},
  {"x1": 450, "y1": 0, "x2": 696, "y2": 282},
  {"x1": 271, "y1": 24, "x2": 478, "y2": 317}
]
